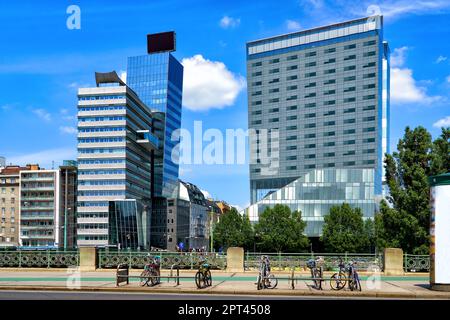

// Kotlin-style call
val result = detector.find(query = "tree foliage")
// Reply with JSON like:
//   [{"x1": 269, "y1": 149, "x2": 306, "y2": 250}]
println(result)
[
  {"x1": 375, "y1": 126, "x2": 450, "y2": 254},
  {"x1": 320, "y1": 203, "x2": 370, "y2": 253},
  {"x1": 254, "y1": 204, "x2": 309, "y2": 252},
  {"x1": 212, "y1": 208, "x2": 254, "y2": 250}
]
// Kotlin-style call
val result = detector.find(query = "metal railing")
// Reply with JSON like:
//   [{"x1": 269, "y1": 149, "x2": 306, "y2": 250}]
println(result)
[
  {"x1": 97, "y1": 250, "x2": 227, "y2": 270},
  {"x1": 404, "y1": 254, "x2": 430, "y2": 272},
  {"x1": 245, "y1": 252, "x2": 384, "y2": 272},
  {"x1": 0, "y1": 250, "x2": 79, "y2": 268}
]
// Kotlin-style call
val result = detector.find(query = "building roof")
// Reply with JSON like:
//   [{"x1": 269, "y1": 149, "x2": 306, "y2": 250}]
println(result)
[{"x1": 95, "y1": 71, "x2": 126, "y2": 87}]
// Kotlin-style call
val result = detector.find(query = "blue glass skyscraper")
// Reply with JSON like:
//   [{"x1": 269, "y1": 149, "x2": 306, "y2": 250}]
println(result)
[{"x1": 127, "y1": 33, "x2": 183, "y2": 199}]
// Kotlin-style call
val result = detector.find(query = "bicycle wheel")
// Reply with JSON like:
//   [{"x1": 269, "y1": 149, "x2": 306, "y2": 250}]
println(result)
[
  {"x1": 139, "y1": 270, "x2": 151, "y2": 287},
  {"x1": 204, "y1": 270, "x2": 212, "y2": 287},
  {"x1": 267, "y1": 274, "x2": 278, "y2": 289},
  {"x1": 330, "y1": 272, "x2": 346, "y2": 290},
  {"x1": 195, "y1": 271, "x2": 204, "y2": 289}
]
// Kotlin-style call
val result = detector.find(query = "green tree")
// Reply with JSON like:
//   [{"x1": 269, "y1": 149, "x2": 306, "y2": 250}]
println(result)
[
  {"x1": 376, "y1": 126, "x2": 436, "y2": 254},
  {"x1": 253, "y1": 204, "x2": 309, "y2": 252},
  {"x1": 212, "y1": 208, "x2": 254, "y2": 250},
  {"x1": 320, "y1": 203, "x2": 369, "y2": 253},
  {"x1": 430, "y1": 127, "x2": 450, "y2": 175}
]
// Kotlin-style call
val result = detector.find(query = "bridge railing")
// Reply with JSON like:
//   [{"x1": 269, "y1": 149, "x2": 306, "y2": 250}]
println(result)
[
  {"x1": 403, "y1": 254, "x2": 430, "y2": 272},
  {"x1": 0, "y1": 250, "x2": 79, "y2": 268},
  {"x1": 244, "y1": 252, "x2": 384, "y2": 272}
]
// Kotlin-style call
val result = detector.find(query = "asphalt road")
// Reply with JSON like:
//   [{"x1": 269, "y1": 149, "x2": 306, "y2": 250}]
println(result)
[{"x1": 0, "y1": 290, "x2": 409, "y2": 300}]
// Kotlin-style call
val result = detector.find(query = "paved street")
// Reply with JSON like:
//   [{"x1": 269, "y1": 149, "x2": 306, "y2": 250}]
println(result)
[{"x1": 0, "y1": 269, "x2": 447, "y2": 299}]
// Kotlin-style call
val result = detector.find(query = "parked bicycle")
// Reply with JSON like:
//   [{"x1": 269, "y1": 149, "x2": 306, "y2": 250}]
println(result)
[
  {"x1": 330, "y1": 259, "x2": 362, "y2": 291},
  {"x1": 256, "y1": 255, "x2": 278, "y2": 290},
  {"x1": 306, "y1": 256, "x2": 324, "y2": 290},
  {"x1": 195, "y1": 257, "x2": 212, "y2": 289},
  {"x1": 139, "y1": 255, "x2": 161, "y2": 287}
]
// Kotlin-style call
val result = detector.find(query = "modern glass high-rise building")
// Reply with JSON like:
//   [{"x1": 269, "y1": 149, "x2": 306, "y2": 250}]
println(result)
[
  {"x1": 76, "y1": 71, "x2": 158, "y2": 247},
  {"x1": 245, "y1": 16, "x2": 390, "y2": 236},
  {"x1": 127, "y1": 32, "x2": 183, "y2": 199}
]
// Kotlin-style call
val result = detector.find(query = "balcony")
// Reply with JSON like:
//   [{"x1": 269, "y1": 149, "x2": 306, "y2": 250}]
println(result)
[{"x1": 136, "y1": 130, "x2": 160, "y2": 151}]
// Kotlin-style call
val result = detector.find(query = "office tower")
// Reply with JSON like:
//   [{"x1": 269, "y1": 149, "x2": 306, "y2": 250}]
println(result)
[
  {"x1": 19, "y1": 167, "x2": 60, "y2": 248},
  {"x1": 245, "y1": 16, "x2": 390, "y2": 236},
  {"x1": 0, "y1": 157, "x2": 5, "y2": 169},
  {"x1": 127, "y1": 32, "x2": 184, "y2": 199},
  {"x1": 0, "y1": 165, "x2": 31, "y2": 247},
  {"x1": 76, "y1": 71, "x2": 159, "y2": 248}
]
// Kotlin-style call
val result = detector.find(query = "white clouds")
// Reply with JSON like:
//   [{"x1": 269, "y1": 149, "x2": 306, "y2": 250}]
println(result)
[
  {"x1": 433, "y1": 116, "x2": 450, "y2": 128},
  {"x1": 32, "y1": 108, "x2": 51, "y2": 122},
  {"x1": 446, "y1": 75, "x2": 450, "y2": 83},
  {"x1": 119, "y1": 70, "x2": 127, "y2": 83},
  {"x1": 391, "y1": 46, "x2": 409, "y2": 67},
  {"x1": 286, "y1": 20, "x2": 302, "y2": 31},
  {"x1": 201, "y1": 189, "x2": 212, "y2": 199},
  {"x1": 219, "y1": 15, "x2": 240, "y2": 29},
  {"x1": 5, "y1": 148, "x2": 77, "y2": 168},
  {"x1": 59, "y1": 126, "x2": 77, "y2": 134},
  {"x1": 436, "y1": 55, "x2": 448, "y2": 63},
  {"x1": 373, "y1": 0, "x2": 450, "y2": 19},
  {"x1": 181, "y1": 54, "x2": 246, "y2": 111},
  {"x1": 390, "y1": 47, "x2": 441, "y2": 105}
]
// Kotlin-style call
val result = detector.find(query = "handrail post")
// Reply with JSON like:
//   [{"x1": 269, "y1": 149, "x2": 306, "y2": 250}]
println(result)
[
  {"x1": 47, "y1": 250, "x2": 50, "y2": 268},
  {"x1": 177, "y1": 267, "x2": 180, "y2": 286},
  {"x1": 18, "y1": 249, "x2": 21, "y2": 268}
]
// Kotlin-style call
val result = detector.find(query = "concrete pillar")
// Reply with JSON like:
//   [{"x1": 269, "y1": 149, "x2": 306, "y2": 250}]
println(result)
[
  {"x1": 383, "y1": 248, "x2": 404, "y2": 275},
  {"x1": 79, "y1": 247, "x2": 97, "y2": 271},
  {"x1": 226, "y1": 247, "x2": 244, "y2": 272}
]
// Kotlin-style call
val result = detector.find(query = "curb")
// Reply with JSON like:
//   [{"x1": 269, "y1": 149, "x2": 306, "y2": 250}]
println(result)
[{"x1": 1, "y1": 285, "x2": 449, "y2": 299}]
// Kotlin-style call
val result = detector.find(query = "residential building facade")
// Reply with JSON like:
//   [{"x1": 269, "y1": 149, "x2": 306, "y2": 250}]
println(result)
[
  {"x1": 76, "y1": 71, "x2": 158, "y2": 248},
  {"x1": 245, "y1": 16, "x2": 390, "y2": 236}
]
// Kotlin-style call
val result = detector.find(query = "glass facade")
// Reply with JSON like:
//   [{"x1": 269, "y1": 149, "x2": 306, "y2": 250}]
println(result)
[
  {"x1": 127, "y1": 53, "x2": 183, "y2": 198},
  {"x1": 244, "y1": 169, "x2": 378, "y2": 237},
  {"x1": 246, "y1": 15, "x2": 389, "y2": 204},
  {"x1": 108, "y1": 200, "x2": 150, "y2": 249}
]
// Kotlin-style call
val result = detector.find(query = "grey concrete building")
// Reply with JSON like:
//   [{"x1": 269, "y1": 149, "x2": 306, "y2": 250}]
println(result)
[{"x1": 245, "y1": 16, "x2": 390, "y2": 236}]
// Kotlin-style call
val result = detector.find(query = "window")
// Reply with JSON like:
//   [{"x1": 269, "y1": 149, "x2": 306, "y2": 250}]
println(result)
[
  {"x1": 252, "y1": 81, "x2": 262, "y2": 86},
  {"x1": 363, "y1": 138, "x2": 376, "y2": 143},
  {"x1": 268, "y1": 78, "x2": 280, "y2": 84},
  {"x1": 344, "y1": 86, "x2": 356, "y2": 92},
  {"x1": 324, "y1": 152, "x2": 335, "y2": 157},
  {"x1": 344, "y1": 76, "x2": 356, "y2": 81},
  {"x1": 363, "y1": 127, "x2": 376, "y2": 132},
  {"x1": 305, "y1": 82, "x2": 316, "y2": 88},
  {"x1": 343, "y1": 150, "x2": 356, "y2": 156},
  {"x1": 363, "y1": 105, "x2": 375, "y2": 111},
  {"x1": 344, "y1": 161, "x2": 356, "y2": 166},
  {"x1": 252, "y1": 101, "x2": 262, "y2": 106},
  {"x1": 323, "y1": 110, "x2": 335, "y2": 116},
  {"x1": 363, "y1": 95, "x2": 376, "y2": 101},
  {"x1": 344, "y1": 97, "x2": 356, "y2": 103},
  {"x1": 363, "y1": 51, "x2": 376, "y2": 57},
  {"x1": 286, "y1": 115, "x2": 297, "y2": 120},
  {"x1": 363, "y1": 84, "x2": 376, "y2": 89},
  {"x1": 251, "y1": 120, "x2": 262, "y2": 125},
  {"x1": 344, "y1": 140, "x2": 356, "y2": 145},
  {"x1": 305, "y1": 102, "x2": 316, "y2": 108},
  {"x1": 323, "y1": 100, "x2": 335, "y2": 106},
  {"x1": 252, "y1": 62, "x2": 262, "y2": 67},
  {"x1": 305, "y1": 154, "x2": 316, "y2": 159},
  {"x1": 287, "y1": 75, "x2": 298, "y2": 81},
  {"x1": 344, "y1": 65, "x2": 356, "y2": 71},
  {"x1": 304, "y1": 164, "x2": 316, "y2": 169},
  {"x1": 363, "y1": 149, "x2": 376, "y2": 154},
  {"x1": 324, "y1": 68, "x2": 336, "y2": 74},
  {"x1": 324, "y1": 48, "x2": 336, "y2": 53},
  {"x1": 323, "y1": 131, "x2": 335, "y2": 137},
  {"x1": 305, "y1": 51, "x2": 316, "y2": 57},
  {"x1": 324, "y1": 58, "x2": 336, "y2": 64},
  {"x1": 268, "y1": 88, "x2": 279, "y2": 93},
  {"x1": 362, "y1": 160, "x2": 375, "y2": 165},
  {"x1": 363, "y1": 116, "x2": 376, "y2": 122},
  {"x1": 344, "y1": 54, "x2": 356, "y2": 60},
  {"x1": 323, "y1": 142, "x2": 335, "y2": 147},
  {"x1": 287, "y1": 105, "x2": 297, "y2": 111},
  {"x1": 344, "y1": 44, "x2": 356, "y2": 50},
  {"x1": 269, "y1": 68, "x2": 280, "y2": 74},
  {"x1": 251, "y1": 91, "x2": 262, "y2": 96},
  {"x1": 305, "y1": 62, "x2": 316, "y2": 67},
  {"x1": 344, "y1": 129, "x2": 356, "y2": 134},
  {"x1": 324, "y1": 79, "x2": 336, "y2": 85},
  {"x1": 305, "y1": 113, "x2": 316, "y2": 118},
  {"x1": 287, "y1": 55, "x2": 298, "y2": 60},
  {"x1": 324, "y1": 121, "x2": 335, "y2": 126},
  {"x1": 287, "y1": 65, "x2": 298, "y2": 71},
  {"x1": 363, "y1": 73, "x2": 376, "y2": 79},
  {"x1": 286, "y1": 125, "x2": 297, "y2": 131},
  {"x1": 363, "y1": 62, "x2": 376, "y2": 68},
  {"x1": 364, "y1": 40, "x2": 376, "y2": 46},
  {"x1": 269, "y1": 108, "x2": 279, "y2": 113},
  {"x1": 324, "y1": 89, "x2": 335, "y2": 95},
  {"x1": 269, "y1": 98, "x2": 279, "y2": 103},
  {"x1": 286, "y1": 135, "x2": 297, "y2": 141},
  {"x1": 286, "y1": 155, "x2": 297, "y2": 160},
  {"x1": 251, "y1": 110, "x2": 262, "y2": 115},
  {"x1": 269, "y1": 58, "x2": 280, "y2": 64},
  {"x1": 324, "y1": 163, "x2": 335, "y2": 168},
  {"x1": 304, "y1": 123, "x2": 316, "y2": 128},
  {"x1": 305, "y1": 72, "x2": 316, "y2": 78},
  {"x1": 287, "y1": 85, "x2": 298, "y2": 91},
  {"x1": 252, "y1": 71, "x2": 262, "y2": 76},
  {"x1": 286, "y1": 146, "x2": 297, "y2": 151},
  {"x1": 268, "y1": 118, "x2": 279, "y2": 123},
  {"x1": 286, "y1": 95, "x2": 297, "y2": 101},
  {"x1": 344, "y1": 118, "x2": 356, "y2": 124},
  {"x1": 304, "y1": 92, "x2": 316, "y2": 98},
  {"x1": 304, "y1": 133, "x2": 316, "y2": 138},
  {"x1": 305, "y1": 144, "x2": 316, "y2": 149}
]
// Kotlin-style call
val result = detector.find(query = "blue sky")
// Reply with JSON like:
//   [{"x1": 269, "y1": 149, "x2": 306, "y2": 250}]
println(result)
[{"x1": 0, "y1": 0, "x2": 449, "y2": 210}]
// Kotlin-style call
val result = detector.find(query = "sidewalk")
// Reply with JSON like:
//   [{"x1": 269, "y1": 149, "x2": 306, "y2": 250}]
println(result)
[{"x1": 0, "y1": 269, "x2": 447, "y2": 299}]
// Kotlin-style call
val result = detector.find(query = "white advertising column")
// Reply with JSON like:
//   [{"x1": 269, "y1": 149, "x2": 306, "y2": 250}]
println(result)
[{"x1": 429, "y1": 173, "x2": 450, "y2": 291}]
